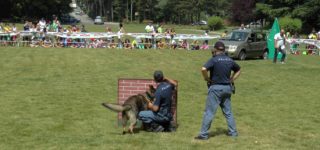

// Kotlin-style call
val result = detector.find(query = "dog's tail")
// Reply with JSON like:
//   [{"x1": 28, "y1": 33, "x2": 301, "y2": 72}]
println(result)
[{"x1": 101, "y1": 103, "x2": 131, "y2": 112}]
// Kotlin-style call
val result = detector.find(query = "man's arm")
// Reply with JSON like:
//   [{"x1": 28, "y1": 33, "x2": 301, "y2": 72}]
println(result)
[
  {"x1": 147, "y1": 102, "x2": 159, "y2": 112},
  {"x1": 201, "y1": 67, "x2": 211, "y2": 82},
  {"x1": 164, "y1": 77, "x2": 177, "y2": 87},
  {"x1": 230, "y1": 69, "x2": 241, "y2": 83}
]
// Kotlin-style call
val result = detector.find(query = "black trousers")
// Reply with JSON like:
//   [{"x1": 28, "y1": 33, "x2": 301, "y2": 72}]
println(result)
[{"x1": 273, "y1": 47, "x2": 286, "y2": 63}]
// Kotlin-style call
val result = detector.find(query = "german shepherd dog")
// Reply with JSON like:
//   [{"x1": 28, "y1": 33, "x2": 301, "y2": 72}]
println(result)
[{"x1": 102, "y1": 85, "x2": 156, "y2": 134}]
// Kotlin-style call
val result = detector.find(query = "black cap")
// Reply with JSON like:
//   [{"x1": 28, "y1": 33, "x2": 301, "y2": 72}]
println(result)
[
  {"x1": 214, "y1": 41, "x2": 225, "y2": 51},
  {"x1": 153, "y1": 70, "x2": 164, "y2": 82}
]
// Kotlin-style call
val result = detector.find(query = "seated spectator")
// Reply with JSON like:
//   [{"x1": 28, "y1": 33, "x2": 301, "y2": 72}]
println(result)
[
  {"x1": 30, "y1": 36, "x2": 40, "y2": 48},
  {"x1": 138, "y1": 39, "x2": 145, "y2": 49},
  {"x1": 200, "y1": 40, "x2": 209, "y2": 50},
  {"x1": 157, "y1": 39, "x2": 165, "y2": 49},
  {"x1": 181, "y1": 39, "x2": 189, "y2": 50},
  {"x1": 144, "y1": 38, "x2": 152, "y2": 49},
  {"x1": 171, "y1": 39, "x2": 177, "y2": 49},
  {"x1": 191, "y1": 40, "x2": 200, "y2": 50},
  {"x1": 131, "y1": 39, "x2": 138, "y2": 49},
  {"x1": 55, "y1": 37, "x2": 63, "y2": 48},
  {"x1": 108, "y1": 39, "x2": 117, "y2": 49},
  {"x1": 42, "y1": 37, "x2": 53, "y2": 48},
  {"x1": 124, "y1": 39, "x2": 132, "y2": 49}
]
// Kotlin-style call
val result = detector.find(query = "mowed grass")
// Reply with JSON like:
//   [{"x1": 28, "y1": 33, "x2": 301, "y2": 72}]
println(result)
[{"x1": 0, "y1": 47, "x2": 319, "y2": 150}]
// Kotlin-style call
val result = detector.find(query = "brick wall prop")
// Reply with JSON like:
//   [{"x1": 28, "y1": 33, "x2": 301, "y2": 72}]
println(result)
[{"x1": 118, "y1": 78, "x2": 178, "y2": 126}]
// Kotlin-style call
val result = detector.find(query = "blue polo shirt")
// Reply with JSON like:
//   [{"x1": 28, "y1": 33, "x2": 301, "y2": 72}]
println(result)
[
  {"x1": 203, "y1": 53, "x2": 240, "y2": 85},
  {"x1": 153, "y1": 82, "x2": 174, "y2": 119}
]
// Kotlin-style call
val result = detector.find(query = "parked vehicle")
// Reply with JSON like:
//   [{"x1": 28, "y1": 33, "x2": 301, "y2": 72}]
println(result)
[
  {"x1": 94, "y1": 16, "x2": 104, "y2": 25},
  {"x1": 192, "y1": 20, "x2": 207, "y2": 26},
  {"x1": 246, "y1": 22, "x2": 262, "y2": 29},
  {"x1": 220, "y1": 29, "x2": 268, "y2": 60},
  {"x1": 60, "y1": 15, "x2": 80, "y2": 24}
]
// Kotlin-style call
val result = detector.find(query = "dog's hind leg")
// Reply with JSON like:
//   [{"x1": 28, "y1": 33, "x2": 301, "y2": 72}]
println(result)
[
  {"x1": 127, "y1": 110, "x2": 137, "y2": 134},
  {"x1": 122, "y1": 113, "x2": 128, "y2": 135}
]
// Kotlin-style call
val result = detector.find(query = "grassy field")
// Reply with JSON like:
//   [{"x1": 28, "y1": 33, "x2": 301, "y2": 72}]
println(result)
[{"x1": 0, "y1": 47, "x2": 319, "y2": 150}]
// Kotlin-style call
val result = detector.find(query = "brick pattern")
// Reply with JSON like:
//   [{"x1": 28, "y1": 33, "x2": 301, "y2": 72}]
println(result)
[{"x1": 118, "y1": 79, "x2": 178, "y2": 126}]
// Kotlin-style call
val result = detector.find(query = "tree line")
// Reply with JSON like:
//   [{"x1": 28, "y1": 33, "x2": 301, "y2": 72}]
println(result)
[
  {"x1": 0, "y1": 0, "x2": 72, "y2": 22},
  {"x1": 0, "y1": 0, "x2": 319, "y2": 32}
]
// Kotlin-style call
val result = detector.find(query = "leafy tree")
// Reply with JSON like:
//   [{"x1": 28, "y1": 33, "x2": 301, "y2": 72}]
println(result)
[
  {"x1": 0, "y1": 0, "x2": 72, "y2": 21},
  {"x1": 279, "y1": 16, "x2": 302, "y2": 33},
  {"x1": 255, "y1": 0, "x2": 320, "y2": 32},
  {"x1": 230, "y1": 0, "x2": 256, "y2": 23},
  {"x1": 208, "y1": 16, "x2": 224, "y2": 31}
]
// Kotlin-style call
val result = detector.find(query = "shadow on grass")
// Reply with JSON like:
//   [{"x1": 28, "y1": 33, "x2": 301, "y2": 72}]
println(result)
[{"x1": 209, "y1": 127, "x2": 228, "y2": 137}]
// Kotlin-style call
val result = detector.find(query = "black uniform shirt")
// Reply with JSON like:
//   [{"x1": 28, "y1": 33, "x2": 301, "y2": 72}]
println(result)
[{"x1": 203, "y1": 53, "x2": 240, "y2": 85}]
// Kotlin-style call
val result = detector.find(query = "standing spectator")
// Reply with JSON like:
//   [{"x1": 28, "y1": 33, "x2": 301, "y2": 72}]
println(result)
[
  {"x1": 117, "y1": 23, "x2": 125, "y2": 48},
  {"x1": 38, "y1": 18, "x2": 46, "y2": 32},
  {"x1": 165, "y1": 28, "x2": 171, "y2": 45},
  {"x1": 274, "y1": 29, "x2": 287, "y2": 64},
  {"x1": 157, "y1": 23, "x2": 163, "y2": 33},
  {"x1": 80, "y1": 24, "x2": 87, "y2": 32},
  {"x1": 195, "y1": 41, "x2": 241, "y2": 140},
  {"x1": 221, "y1": 30, "x2": 228, "y2": 38},
  {"x1": 23, "y1": 21, "x2": 30, "y2": 31},
  {"x1": 145, "y1": 22, "x2": 154, "y2": 33},
  {"x1": 11, "y1": 23, "x2": 18, "y2": 44},
  {"x1": 106, "y1": 25, "x2": 112, "y2": 33},
  {"x1": 0, "y1": 22, "x2": 3, "y2": 32},
  {"x1": 239, "y1": 23, "x2": 246, "y2": 30}
]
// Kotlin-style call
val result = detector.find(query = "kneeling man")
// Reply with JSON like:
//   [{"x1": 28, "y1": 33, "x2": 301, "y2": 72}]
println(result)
[{"x1": 139, "y1": 70, "x2": 177, "y2": 132}]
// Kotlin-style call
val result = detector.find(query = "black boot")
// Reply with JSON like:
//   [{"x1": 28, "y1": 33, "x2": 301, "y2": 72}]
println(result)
[
  {"x1": 151, "y1": 123, "x2": 165, "y2": 132},
  {"x1": 143, "y1": 123, "x2": 153, "y2": 132}
]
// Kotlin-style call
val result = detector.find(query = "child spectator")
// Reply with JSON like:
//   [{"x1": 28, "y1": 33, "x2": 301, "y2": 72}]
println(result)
[
  {"x1": 200, "y1": 40, "x2": 209, "y2": 50},
  {"x1": 42, "y1": 37, "x2": 53, "y2": 48},
  {"x1": 124, "y1": 39, "x2": 132, "y2": 49},
  {"x1": 191, "y1": 40, "x2": 200, "y2": 50}
]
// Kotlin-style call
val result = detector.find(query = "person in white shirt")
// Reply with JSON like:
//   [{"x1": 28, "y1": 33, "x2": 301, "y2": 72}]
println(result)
[
  {"x1": 145, "y1": 22, "x2": 154, "y2": 33},
  {"x1": 239, "y1": 23, "x2": 246, "y2": 30},
  {"x1": 38, "y1": 18, "x2": 46, "y2": 32},
  {"x1": 274, "y1": 29, "x2": 286, "y2": 64}
]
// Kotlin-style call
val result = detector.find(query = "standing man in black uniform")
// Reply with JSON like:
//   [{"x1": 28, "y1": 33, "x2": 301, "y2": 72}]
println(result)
[{"x1": 195, "y1": 41, "x2": 241, "y2": 140}]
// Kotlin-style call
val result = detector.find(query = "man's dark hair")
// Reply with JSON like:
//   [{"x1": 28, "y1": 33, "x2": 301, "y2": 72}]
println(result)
[
  {"x1": 153, "y1": 70, "x2": 164, "y2": 82},
  {"x1": 213, "y1": 41, "x2": 225, "y2": 51}
]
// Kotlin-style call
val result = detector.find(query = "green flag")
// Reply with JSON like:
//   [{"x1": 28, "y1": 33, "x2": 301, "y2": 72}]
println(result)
[{"x1": 267, "y1": 18, "x2": 281, "y2": 59}]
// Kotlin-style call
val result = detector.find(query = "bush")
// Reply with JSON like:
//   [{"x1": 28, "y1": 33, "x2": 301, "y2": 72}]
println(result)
[
  {"x1": 279, "y1": 16, "x2": 302, "y2": 33},
  {"x1": 207, "y1": 16, "x2": 224, "y2": 31}
]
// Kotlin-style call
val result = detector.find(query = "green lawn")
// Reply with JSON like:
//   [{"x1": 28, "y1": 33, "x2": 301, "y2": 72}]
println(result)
[{"x1": 0, "y1": 47, "x2": 319, "y2": 150}]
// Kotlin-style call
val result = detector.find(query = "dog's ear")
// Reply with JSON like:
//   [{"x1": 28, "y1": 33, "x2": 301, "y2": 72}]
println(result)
[{"x1": 148, "y1": 85, "x2": 156, "y2": 92}]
